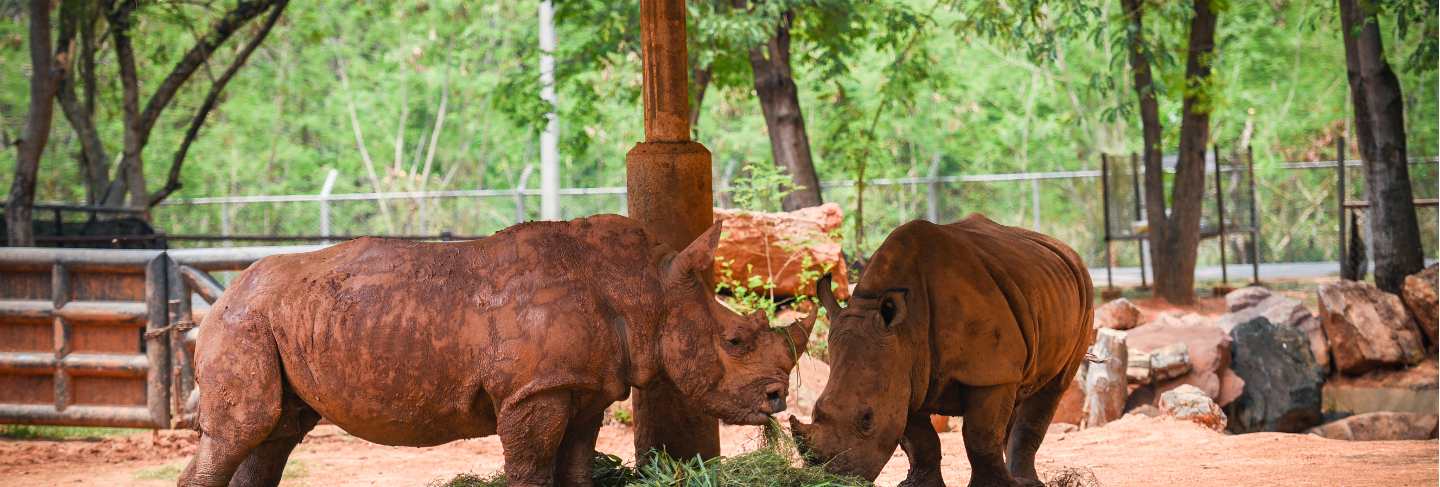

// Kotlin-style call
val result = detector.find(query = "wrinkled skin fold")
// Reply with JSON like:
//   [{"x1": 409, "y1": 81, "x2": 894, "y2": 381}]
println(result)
[
  {"x1": 177, "y1": 215, "x2": 818, "y2": 487},
  {"x1": 791, "y1": 215, "x2": 1094, "y2": 487}
]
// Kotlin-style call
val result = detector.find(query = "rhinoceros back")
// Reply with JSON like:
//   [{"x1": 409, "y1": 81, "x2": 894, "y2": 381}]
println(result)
[
  {"x1": 865, "y1": 215, "x2": 1092, "y2": 396},
  {"x1": 198, "y1": 216, "x2": 663, "y2": 446}
]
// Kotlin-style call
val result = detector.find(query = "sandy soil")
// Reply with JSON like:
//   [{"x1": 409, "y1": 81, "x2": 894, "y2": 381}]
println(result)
[{"x1": 2, "y1": 415, "x2": 1434, "y2": 486}]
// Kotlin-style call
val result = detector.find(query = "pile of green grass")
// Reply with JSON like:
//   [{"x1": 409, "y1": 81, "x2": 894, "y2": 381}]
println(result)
[
  {"x1": 436, "y1": 449, "x2": 868, "y2": 487},
  {"x1": 435, "y1": 422, "x2": 869, "y2": 487}
]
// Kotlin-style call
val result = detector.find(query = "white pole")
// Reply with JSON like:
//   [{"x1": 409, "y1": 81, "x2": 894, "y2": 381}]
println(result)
[
  {"x1": 539, "y1": 1, "x2": 560, "y2": 220},
  {"x1": 320, "y1": 169, "x2": 338, "y2": 244}
]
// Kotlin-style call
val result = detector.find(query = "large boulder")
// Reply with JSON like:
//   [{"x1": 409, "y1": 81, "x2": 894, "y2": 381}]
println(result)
[
  {"x1": 1219, "y1": 295, "x2": 1330, "y2": 374},
  {"x1": 1402, "y1": 264, "x2": 1438, "y2": 350},
  {"x1": 1160, "y1": 384, "x2": 1227, "y2": 432},
  {"x1": 1308, "y1": 412, "x2": 1439, "y2": 441},
  {"x1": 713, "y1": 203, "x2": 851, "y2": 300},
  {"x1": 1127, "y1": 313, "x2": 1240, "y2": 406},
  {"x1": 1224, "y1": 317, "x2": 1324, "y2": 434},
  {"x1": 1226, "y1": 286, "x2": 1273, "y2": 312},
  {"x1": 1094, "y1": 298, "x2": 1142, "y2": 330},
  {"x1": 1317, "y1": 280, "x2": 1426, "y2": 375}
]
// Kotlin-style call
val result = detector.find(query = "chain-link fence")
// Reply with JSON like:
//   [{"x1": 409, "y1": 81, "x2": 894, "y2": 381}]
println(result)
[{"x1": 150, "y1": 157, "x2": 1438, "y2": 269}]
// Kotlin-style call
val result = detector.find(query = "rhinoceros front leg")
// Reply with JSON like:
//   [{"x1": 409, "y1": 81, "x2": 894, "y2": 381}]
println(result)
[
  {"x1": 498, "y1": 391, "x2": 575, "y2": 487},
  {"x1": 553, "y1": 405, "x2": 605, "y2": 487},
  {"x1": 899, "y1": 413, "x2": 945, "y2": 487},
  {"x1": 959, "y1": 383, "x2": 1020, "y2": 487}
]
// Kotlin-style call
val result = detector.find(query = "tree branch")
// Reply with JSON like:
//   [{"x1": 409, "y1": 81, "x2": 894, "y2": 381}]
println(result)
[
  {"x1": 134, "y1": 0, "x2": 277, "y2": 139},
  {"x1": 149, "y1": 0, "x2": 289, "y2": 207}
]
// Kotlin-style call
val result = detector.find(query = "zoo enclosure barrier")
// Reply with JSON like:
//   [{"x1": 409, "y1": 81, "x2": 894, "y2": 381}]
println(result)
[{"x1": 0, "y1": 246, "x2": 314, "y2": 429}]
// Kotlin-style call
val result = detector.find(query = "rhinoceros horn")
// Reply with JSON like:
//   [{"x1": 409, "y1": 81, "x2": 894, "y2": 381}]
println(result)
[{"x1": 785, "y1": 274, "x2": 831, "y2": 356}]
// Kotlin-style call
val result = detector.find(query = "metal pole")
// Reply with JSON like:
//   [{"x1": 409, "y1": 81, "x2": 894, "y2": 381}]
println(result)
[
  {"x1": 1213, "y1": 145, "x2": 1228, "y2": 285},
  {"x1": 1030, "y1": 178, "x2": 1041, "y2": 230},
  {"x1": 1337, "y1": 137, "x2": 1347, "y2": 276},
  {"x1": 319, "y1": 169, "x2": 338, "y2": 244},
  {"x1": 1101, "y1": 154, "x2": 1114, "y2": 289},
  {"x1": 927, "y1": 154, "x2": 942, "y2": 222},
  {"x1": 515, "y1": 164, "x2": 534, "y2": 224},
  {"x1": 539, "y1": 0, "x2": 560, "y2": 220},
  {"x1": 1248, "y1": 144, "x2": 1260, "y2": 284},
  {"x1": 1131, "y1": 152, "x2": 1147, "y2": 288},
  {"x1": 220, "y1": 203, "x2": 232, "y2": 248}
]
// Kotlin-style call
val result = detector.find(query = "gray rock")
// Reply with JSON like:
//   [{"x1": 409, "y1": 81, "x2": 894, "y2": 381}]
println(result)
[
  {"x1": 1219, "y1": 295, "x2": 1330, "y2": 374},
  {"x1": 1226, "y1": 286, "x2": 1273, "y2": 312},
  {"x1": 1224, "y1": 317, "x2": 1324, "y2": 434}
]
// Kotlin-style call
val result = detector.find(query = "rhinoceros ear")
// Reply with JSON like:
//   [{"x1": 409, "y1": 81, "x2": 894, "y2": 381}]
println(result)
[
  {"x1": 880, "y1": 288, "x2": 908, "y2": 328},
  {"x1": 666, "y1": 220, "x2": 724, "y2": 289}
]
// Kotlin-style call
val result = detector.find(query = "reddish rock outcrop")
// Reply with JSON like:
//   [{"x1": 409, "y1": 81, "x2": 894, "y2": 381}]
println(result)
[
  {"x1": 1317, "y1": 281, "x2": 1426, "y2": 375},
  {"x1": 1402, "y1": 264, "x2": 1438, "y2": 350},
  {"x1": 1094, "y1": 298, "x2": 1142, "y2": 330},
  {"x1": 713, "y1": 203, "x2": 851, "y2": 300}
]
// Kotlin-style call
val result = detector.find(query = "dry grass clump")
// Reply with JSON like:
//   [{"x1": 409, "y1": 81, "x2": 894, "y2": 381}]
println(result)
[{"x1": 1045, "y1": 466, "x2": 1102, "y2": 487}]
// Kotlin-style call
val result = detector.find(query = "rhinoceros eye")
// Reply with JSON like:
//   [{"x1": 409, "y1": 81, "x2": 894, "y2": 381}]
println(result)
[
  {"x1": 727, "y1": 337, "x2": 743, "y2": 347},
  {"x1": 857, "y1": 408, "x2": 875, "y2": 434}
]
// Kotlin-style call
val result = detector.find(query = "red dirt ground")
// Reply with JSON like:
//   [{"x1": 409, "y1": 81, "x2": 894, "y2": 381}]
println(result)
[{"x1": 2, "y1": 415, "x2": 1434, "y2": 486}]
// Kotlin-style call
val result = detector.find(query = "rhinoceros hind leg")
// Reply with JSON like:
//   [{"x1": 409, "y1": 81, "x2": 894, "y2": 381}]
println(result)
[
  {"x1": 898, "y1": 413, "x2": 945, "y2": 487},
  {"x1": 180, "y1": 315, "x2": 287, "y2": 487},
  {"x1": 228, "y1": 392, "x2": 321, "y2": 487},
  {"x1": 958, "y1": 383, "x2": 1019, "y2": 487},
  {"x1": 498, "y1": 391, "x2": 575, "y2": 487},
  {"x1": 553, "y1": 405, "x2": 605, "y2": 487},
  {"x1": 1005, "y1": 362, "x2": 1081, "y2": 487}
]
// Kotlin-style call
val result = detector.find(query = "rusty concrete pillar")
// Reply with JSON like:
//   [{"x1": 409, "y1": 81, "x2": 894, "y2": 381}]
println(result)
[{"x1": 628, "y1": 0, "x2": 719, "y2": 462}]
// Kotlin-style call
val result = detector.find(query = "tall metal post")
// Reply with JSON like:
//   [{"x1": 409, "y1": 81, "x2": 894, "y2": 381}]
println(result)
[
  {"x1": 319, "y1": 169, "x2": 338, "y2": 244},
  {"x1": 539, "y1": 1, "x2": 561, "y2": 220},
  {"x1": 926, "y1": 154, "x2": 942, "y2": 222},
  {"x1": 1247, "y1": 145, "x2": 1260, "y2": 284},
  {"x1": 1101, "y1": 154, "x2": 1114, "y2": 289},
  {"x1": 1213, "y1": 145, "x2": 1228, "y2": 285},
  {"x1": 1336, "y1": 137, "x2": 1347, "y2": 276},
  {"x1": 628, "y1": 0, "x2": 719, "y2": 462},
  {"x1": 1131, "y1": 153, "x2": 1147, "y2": 288}
]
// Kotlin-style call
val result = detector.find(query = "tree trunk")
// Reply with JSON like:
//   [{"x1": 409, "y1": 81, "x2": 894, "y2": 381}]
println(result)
[
  {"x1": 7, "y1": 0, "x2": 62, "y2": 246},
  {"x1": 56, "y1": 1, "x2": 108, "y2": 204},
  {"x1": 1122, "y1": 0, "x2": 1216, "y2": 305},
  {"x1": 689, "y1": 65, "x2": 711, "y2": 130},
  {"x1": 1157, "y1": 0, "x2": 1218, "y2": 304},
  {"x1": 746, "y1": 9, "x2": 823, "y2": 210},
  {"x1": 1338, "y1": 0, "x2": 1425, "y2": 293}
]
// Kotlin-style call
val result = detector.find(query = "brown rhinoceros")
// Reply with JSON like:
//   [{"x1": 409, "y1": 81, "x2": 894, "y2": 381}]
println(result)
[
  {"x1": 790, "y1": 215, "x2": 1093, "y2": 487},
  {"x1": 178, "y1": 215, "x2": 817, "y2": 487}
]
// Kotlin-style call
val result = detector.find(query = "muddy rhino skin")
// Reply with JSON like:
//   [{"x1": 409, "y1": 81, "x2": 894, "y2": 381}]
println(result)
[
  {"x1": 178, "y1": 215, "x2": 815, "y2": 487},
  {"x1": 792, "y1": 215, "x2": 1093, "y2": 487}
]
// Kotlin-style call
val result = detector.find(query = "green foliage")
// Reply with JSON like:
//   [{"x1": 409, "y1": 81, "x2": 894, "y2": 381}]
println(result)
[
  {"x1": 0, "y1": 424, "x2": 137, "y2": 440},
  {"x1": 729, "y1": 161, "x2": 797, "y2": 212},
  {"x1": 1, "y1": 0, "x2": 1434, "y2": 264},
  {"x1": 434, "y1": 428, "x2": 869, "y2": 487}
]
